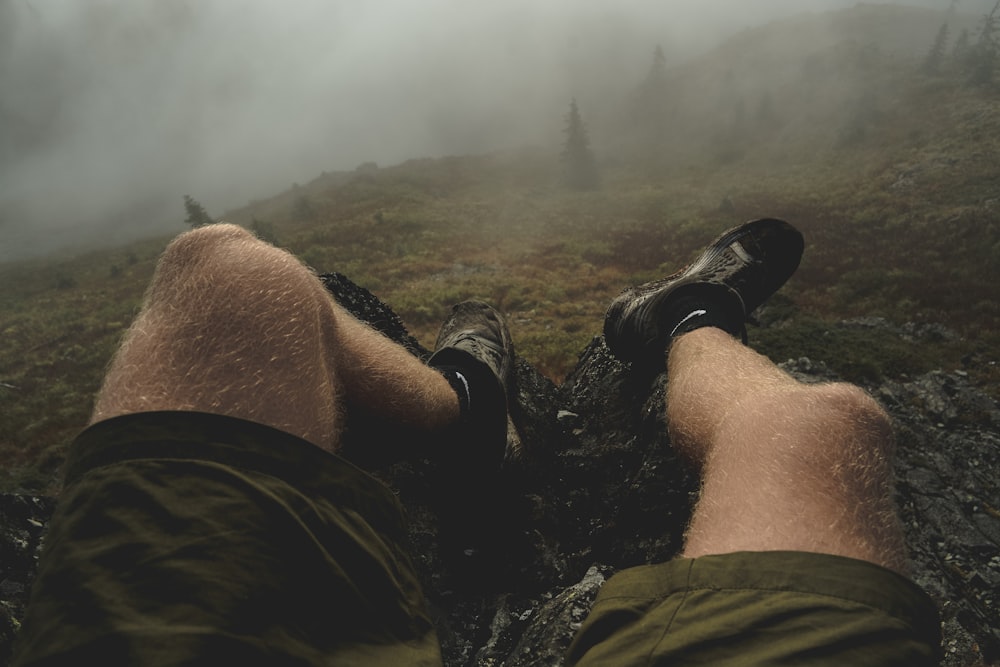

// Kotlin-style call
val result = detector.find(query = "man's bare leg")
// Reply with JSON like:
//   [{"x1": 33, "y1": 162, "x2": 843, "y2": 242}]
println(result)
[
  {"x1": 602, "y1": 218, "x2": 905, "y2": 569},
  {"x1": 12, "y1": 223, "x2": 468, "y2": 665},
  {"x1": 92, "y1": 223, "x2": 459, "y2": 453},
  {"x1": 666, "y1": 327, "x2": 907, "y2": 573},
  {"x1": 573, "y1": 219, "x2": 939, "y2": 667}
]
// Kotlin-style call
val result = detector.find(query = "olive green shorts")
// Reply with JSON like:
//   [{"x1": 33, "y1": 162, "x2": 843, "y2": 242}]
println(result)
[
  {"x1": 567, "y1": 550, "x2": 941, "y2": 666},
  {"x1": 12, "y1": 411, "x2": 442, "y2": 666},
  {"x1": 14, "y1": 412, "x2": 942, "y2": 666}
]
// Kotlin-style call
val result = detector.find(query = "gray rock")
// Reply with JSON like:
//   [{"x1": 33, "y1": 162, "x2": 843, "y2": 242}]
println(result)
[{"x1": 1, "y1": 277, "x2": 996, "y2": 666}]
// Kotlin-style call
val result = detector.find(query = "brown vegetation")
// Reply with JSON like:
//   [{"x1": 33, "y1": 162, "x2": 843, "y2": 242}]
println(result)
[{"x1": 1, "y1": 4, "x2": 998, "y2": 494}]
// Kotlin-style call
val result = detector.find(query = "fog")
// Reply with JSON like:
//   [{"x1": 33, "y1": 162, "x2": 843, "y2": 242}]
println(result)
[{"x1": 0, "y1": 0, "x2": 980, "y2": 261}]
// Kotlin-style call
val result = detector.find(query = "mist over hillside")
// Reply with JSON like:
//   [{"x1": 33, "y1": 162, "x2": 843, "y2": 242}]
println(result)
[
  {"x1": 1, "y1": 0, "x2": 998, "y2": 512},
  {"x1": 2, "y1": 0, "x2": 996, "y2": 262}
]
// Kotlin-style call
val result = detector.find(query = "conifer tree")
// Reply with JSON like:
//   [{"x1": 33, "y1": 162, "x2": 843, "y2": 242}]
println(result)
[
  {"x1": 953, "y1": 28, "x2": 972, "y2": 68},
  {"x1": 292, "y1": 195, "x2": 314, "y2": 221},
  {"x1": 968, "y1": 0, "x2": 1000, "y2": 85},
  {"x1": 639, "y1": 45, "x2": 668, "y2": 108},
  {"x1": 634, "y1": 45, "x2": 670, "y2": 147},
  {"x1": 755, "y1": 91, "x2": 780, "y2": 130},
  {"x1": 922, "y1": 23, "x2": 950, "y2": 74},
  {"x1": 561, "y1": 98, "x2": 599, "y2": 190},
  {"x1": 183, "y1": 195, "x2": 214, "y2": 228},
  {"x1": 250, "y1": 217, "x2": 279, "y2": 245}
]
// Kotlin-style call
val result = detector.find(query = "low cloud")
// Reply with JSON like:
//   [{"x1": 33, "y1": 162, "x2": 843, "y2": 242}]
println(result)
[{"x1": 0, "y1": 0, "x2": 978, "y2": 260}]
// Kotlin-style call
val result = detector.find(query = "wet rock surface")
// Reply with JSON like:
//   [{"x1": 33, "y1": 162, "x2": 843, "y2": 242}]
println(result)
[
  {"x1": 0, "y1": 496, "x2": 52, "y2": 667},
  {"x1": 1, "y1": 277, "x2": 997, "y2": 666}
]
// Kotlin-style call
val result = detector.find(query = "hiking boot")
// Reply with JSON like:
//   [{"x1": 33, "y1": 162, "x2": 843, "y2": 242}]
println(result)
[
  {"x1": 603, "y1": 218, "x2": 804, "y2": 363},
  {"x1": 430, "y1": 301, "x2": 513, "y2": 396},
  {"x1": 428, "y1": 300, "x2": 514, "y2": 471}
]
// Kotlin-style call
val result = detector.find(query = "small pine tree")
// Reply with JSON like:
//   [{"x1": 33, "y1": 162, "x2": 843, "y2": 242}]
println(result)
[
  {"x1": 250, "y1": 218, "x2": 279, "y2": 245},
  {"x1": 561, "y1": 98, "x2": 599, "y2": 190},
  {"x1": 292, "y1": 195, "x2": 314, "y2": 221},
  {"x1": 837, "y1": 91, "x2": 880, "y2": 147},
  {"x1": 953, "y1": 28, "x2": 972, "y2": 68},
  {"x1": 183, "y1": 195, "x2": 214, "y2": 228},
  {"x1": 968, "y1": 0, "x2": 1000, "y2": 85},
  {"x1": 634, "y1": 45, "x2": 670, "y2": 148},
  {"x1": 922, "y1": 23, "x2": 950, "y2": 74},
  {"x1": 730, "y1": 94, "x2": 746, "y2": 136},
  {"x1": 638, "y1": 45, "x2": 668, "y2": 107},
  {"x1": 755, "y1": 91, "x2": 780, "y2": 131}
]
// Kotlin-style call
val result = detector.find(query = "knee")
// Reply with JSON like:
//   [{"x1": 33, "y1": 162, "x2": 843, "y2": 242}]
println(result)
[
  {"x1": 160, "y1": 223, "x2": 257, "y2": 270},
  {"x1": 157, "y1": 223, "x2": 302, "y2": 290},
  {"x1": 180, "y1": 222, "x2": 253, "y2": 244},
  {"x1": 812, "y1": 383, "x2": 892, "y2": 439},
  {"x1": 149, "y1": 223, "x2": 319, "y2": 322},
  {"x1": 717, "y1": 381, "x2": 894, "y2": 460},
  {"x1": 782, "y1": 382, "x2": 895, "y2": 466}
]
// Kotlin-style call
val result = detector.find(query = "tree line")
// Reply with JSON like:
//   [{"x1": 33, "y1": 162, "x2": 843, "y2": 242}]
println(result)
[{"x1": 923, "y1": 0, "x2": 1000, "y2": 85}]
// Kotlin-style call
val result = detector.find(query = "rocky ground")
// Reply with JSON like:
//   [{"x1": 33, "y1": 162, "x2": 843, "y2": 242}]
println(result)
[{"x1": 1, "y1": 275, "x2": 997, "y2": 666}]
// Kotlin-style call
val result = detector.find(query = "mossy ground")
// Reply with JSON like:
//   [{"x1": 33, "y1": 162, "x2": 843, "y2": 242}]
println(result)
[{"x1": 2, "y1": 73, "x2": 998, "y2": 494}]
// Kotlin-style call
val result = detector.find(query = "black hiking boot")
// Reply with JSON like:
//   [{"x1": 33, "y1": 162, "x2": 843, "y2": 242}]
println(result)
[
  {"x1": 428, "y1": 301, "x2": 517, "y2": 567},
  {"x1": 603, "y1": 218, "x2": 804, "y2": 364},
  {"x1": 428, "y1": 300, "x2": 514, "y2": 475}
]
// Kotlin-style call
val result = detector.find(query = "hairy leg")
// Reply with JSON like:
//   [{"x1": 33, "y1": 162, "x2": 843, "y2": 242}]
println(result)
[
  {"x1": 666, "y1": 327, "x2": 907, "y2": 573},
  {"x1": 92, "y1": 223, "x2": 458, "y2": 453}
]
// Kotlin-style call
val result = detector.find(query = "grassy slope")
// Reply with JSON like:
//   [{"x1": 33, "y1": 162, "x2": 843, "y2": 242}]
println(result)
[{"x1": 2, "y1": 5, "x2": 998, "y2": 493}]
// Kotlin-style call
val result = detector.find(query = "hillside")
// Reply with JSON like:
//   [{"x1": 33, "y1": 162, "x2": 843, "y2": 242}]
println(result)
[
  {"x1": 2, "y1": 273, "x2": 998, "y2": 666},
  {"x1": 1, "y1": 2, "x2": 999, "y2": 495}
]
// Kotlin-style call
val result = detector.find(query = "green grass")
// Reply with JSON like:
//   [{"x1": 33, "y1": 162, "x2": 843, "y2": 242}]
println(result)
[
  {"x1": 2, "y1": 60, "x2": 999, "y2": 494},
  {"x1": 0, "y1": 245, "x2": 158, "y2": 492}
]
